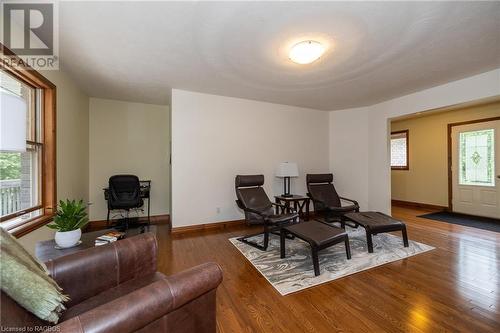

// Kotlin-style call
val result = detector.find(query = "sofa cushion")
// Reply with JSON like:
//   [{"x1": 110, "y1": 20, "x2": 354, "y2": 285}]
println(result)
[{"x1": 61, "y1": 272, "x2": 166, "y2": 321}]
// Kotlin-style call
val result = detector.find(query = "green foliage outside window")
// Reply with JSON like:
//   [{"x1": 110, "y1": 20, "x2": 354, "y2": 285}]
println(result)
[{"x1": 0, "y1": 153, "x2": 21, "y2": 180}]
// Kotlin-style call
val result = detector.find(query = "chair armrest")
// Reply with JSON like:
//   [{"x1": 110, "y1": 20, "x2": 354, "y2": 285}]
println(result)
[
  {"x1": 46, "y1": 233, "x2": 157, "y2": 307},
  {"x1": 339, "y1": 197, "x2": 360, "y2": 209},
  {"x1": 54, "y1": 263, "x2": 223, "y2": 333},
  {"x1": 327, "y1": 205, "x2": 359, "y2": 213}
]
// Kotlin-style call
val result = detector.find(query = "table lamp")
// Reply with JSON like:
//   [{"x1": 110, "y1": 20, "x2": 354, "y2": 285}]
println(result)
[{"x1": 276, "y1": 162, "x2": 299, "y2": 197}]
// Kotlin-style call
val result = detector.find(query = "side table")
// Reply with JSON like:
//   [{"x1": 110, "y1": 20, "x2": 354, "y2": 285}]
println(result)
[
  {"x1": 275, "y1": 195, "x2": 310, "y2": 221},
  {"x1": 35, "y1": 225, "x2": 157, "y2": 262}
]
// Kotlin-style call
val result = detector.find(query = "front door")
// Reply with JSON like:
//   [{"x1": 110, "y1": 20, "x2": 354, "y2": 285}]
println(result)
[{"x1": 451, "y1": 119, "x2": 500, "y2": 219}]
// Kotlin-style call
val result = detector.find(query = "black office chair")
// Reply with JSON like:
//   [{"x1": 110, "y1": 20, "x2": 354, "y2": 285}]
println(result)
[
  {"x1": 107, "y1": 175, "x2": 144, "y2": 230},
  {"x1": 235, "y1": 175, "x2": 299, "y2": 251}
]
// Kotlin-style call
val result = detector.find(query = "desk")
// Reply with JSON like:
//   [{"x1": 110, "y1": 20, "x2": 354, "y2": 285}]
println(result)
[
  {"x1": 275, "y1": 195, "x2": 310, "y2": 221},
  {"x1": 104, "y1": 180, "x2": 151, "y2": 223}
]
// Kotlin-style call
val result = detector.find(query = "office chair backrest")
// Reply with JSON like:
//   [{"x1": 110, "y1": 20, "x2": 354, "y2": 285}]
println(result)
[
  {"x1": 108, "y1": 175, "x2": 141, "y2": 208},
  {"x1": 235, "y1": 175, "x2": 274, "y2": 220},
  {"x1": 306, "y1": 173, "x2": 341, "y2": 208}
]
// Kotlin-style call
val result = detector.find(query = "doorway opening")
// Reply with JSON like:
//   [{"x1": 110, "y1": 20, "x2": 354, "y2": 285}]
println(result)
[{"x1": 390, "y1": 99, "x2": 500, "y2": 220}]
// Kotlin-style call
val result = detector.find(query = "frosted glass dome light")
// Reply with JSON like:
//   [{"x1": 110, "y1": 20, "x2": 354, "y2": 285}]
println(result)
[{"x1": 289, "y1": 40, "x2": 325, "y2": 64}]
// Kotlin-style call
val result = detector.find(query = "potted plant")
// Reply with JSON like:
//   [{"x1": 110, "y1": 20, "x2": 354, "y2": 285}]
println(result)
[{"x1": 48, "y1": 199, "x2": 89, "y2": 248}]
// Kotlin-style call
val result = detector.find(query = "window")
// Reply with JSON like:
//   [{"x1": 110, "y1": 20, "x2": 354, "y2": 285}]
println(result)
[
  {"x1": 0, "y1": 72, "x2": 42, "y2": 222},
  {"x1": 1, "y1": 45, "x2": 56, "y2": 237},
  {"x1": 391, "y1": 130, "x2": 409, "y2": 170},
  {"x1": 459, "y1": 129, "x2": 495, "y2": 186}
]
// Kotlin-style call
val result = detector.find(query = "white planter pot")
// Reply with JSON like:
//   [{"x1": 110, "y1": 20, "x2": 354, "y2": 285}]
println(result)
[{"x1": 55, "y1": 229, "x2": 82, "y2": 248}]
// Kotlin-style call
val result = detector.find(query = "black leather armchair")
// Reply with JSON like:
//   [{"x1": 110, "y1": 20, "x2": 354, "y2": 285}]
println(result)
[
  {"x1": 306, "y1": 173, "x2": 359, "y2": 228},
  {"x1": 235, "y1": 175, "x2": 299, "y2": 250}
]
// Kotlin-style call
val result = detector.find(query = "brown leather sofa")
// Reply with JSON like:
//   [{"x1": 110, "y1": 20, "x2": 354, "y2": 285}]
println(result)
[{"x1": 1, "y1": 233, "x2": 223, "y2": 333}]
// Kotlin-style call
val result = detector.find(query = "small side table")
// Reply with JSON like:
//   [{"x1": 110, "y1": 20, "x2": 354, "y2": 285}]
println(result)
[
  {"x1": 35, "y1": 225, "x2": 157, "y2": 262},
  {"x1": 275, "y1": 195, "x2": 310, "y2": 221}
]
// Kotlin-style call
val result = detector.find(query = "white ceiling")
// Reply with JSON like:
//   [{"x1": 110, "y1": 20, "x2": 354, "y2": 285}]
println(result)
[{"x1": 58, "y1": 1, "x2": 500, "y2": 110}]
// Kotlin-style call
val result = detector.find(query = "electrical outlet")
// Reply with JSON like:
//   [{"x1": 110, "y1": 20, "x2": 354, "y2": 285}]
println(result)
[{"x1": 216, "y1": 207, "x2": 221, "y2": 214}]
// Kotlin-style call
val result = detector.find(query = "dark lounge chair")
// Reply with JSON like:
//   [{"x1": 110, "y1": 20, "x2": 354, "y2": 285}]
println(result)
[
  {"x1": 235, "y1": 175, "x2": 299, "y2": 251},
  {"x1": 306, "y1": 173, "x2": 359, "y2": 228}
]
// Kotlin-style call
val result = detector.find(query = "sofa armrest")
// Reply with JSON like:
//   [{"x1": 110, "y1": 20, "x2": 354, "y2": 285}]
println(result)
[
  {"x1": 46, "y1": 233, "x2": 158, "y2": 307},
  {"x1": 54, "y1": 262, "x2": 223, "y2": 333}
]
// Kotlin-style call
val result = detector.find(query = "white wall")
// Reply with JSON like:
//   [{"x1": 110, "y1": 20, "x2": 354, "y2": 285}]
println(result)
[
  {"x1": 15, "y1": 65, "x2": 500, "y2": 251},
  {"x1": 171, "y1": 90, "x2": 329, "y2": 228},
  {"x1": 18, "y1": 69, "x2": 90, "y2": 254},
  {"x1": 329, "y1": 106, "x2": 370, "y2": 210},
  {"x1": 89, "y1": 98, "x2": 170, "y2": 221},
  {"x1": 329, "y1": 68, "x2": 500, "y2": 214},
  {"x1": 391, "y1": 102, "x2": 500, "y2": 207}
]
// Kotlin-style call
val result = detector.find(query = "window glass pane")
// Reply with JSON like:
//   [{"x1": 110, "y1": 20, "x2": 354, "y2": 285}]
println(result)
[
  {"x1": 1, "y1": 70, "x2": 41, "y2": 219},
  {"x1": 459, "y1": 129, "x2": 495, "y2": 186},
  {"x1": 0, "y1": 145, "x2": 41, "y2": 217},
  {"x1": 391, "y1": 132, "x2": 408, "y2": 168},
  {"x1": 22, "y1": 144, "x2": 42, "y2": 210},
  {"x1": 0, "y1": 67, "x2": 52, "y2": 232},
  {"x1": 1, "y1": 152, "x2": 22, "y2": 216},
  {"x1": 35, "y1": 89, "x2": 43, "y2": 142},
  {"x1": 0, "y1": 71, "x2": 36, "y2": 142}
]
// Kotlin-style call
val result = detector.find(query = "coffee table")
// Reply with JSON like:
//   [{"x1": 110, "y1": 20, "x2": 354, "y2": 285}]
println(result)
[
  {"x1": 344, "y1": 211, "x2": 408, "y2": 253},
  {"x1": 35, "y1": 225, "x2": 157, "y2": 262},
  {"x1": 280, "y1": 221, "x2": 351, "y2": 276}
]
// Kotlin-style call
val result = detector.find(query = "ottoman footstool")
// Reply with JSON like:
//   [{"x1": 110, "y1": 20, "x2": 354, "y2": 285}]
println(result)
[
  {"x1": 280, "y1": 221, "x2": 351, "y2": 276},
  {"x1": 344, "y1": 211, "x2": 409, "y2": 253}
]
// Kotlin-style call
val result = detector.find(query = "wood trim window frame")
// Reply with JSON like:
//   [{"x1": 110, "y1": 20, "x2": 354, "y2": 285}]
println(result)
[
  {"x1": 1, "y1": 44, "x2": 57, "y2": 237},
  {"x1": 390, "y1": 129, "x2": 409, "y2": 170}
]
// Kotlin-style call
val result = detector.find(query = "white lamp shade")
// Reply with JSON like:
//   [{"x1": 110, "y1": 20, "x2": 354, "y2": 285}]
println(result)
[
  {"x1": 0, "y1": 92, "x2": 26, "y2": 152},
  {"x1": 276, "y1": 162, "x2": 299, "y2": 178}
]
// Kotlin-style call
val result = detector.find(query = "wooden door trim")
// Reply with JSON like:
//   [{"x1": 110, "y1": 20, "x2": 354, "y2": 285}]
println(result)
[{"x1": 447, "y1": 116, "x2": 500, "y2": 211}]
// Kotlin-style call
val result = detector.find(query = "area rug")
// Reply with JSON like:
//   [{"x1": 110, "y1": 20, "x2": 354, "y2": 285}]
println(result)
[
  {"x1": 418, "y1": 211, "x2": 500, "y2": 233},
  {"x1": 229, "y1": 227, "x2": 434, "y2": 295}
]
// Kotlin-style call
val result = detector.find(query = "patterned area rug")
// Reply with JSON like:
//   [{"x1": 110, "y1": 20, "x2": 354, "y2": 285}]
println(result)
[{"x1": 229, "y1": 226, "x2": 434, "y2": 295}]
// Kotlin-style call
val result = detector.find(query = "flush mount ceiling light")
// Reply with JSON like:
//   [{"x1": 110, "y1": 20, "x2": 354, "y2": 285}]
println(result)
[{"x1": 289, "y1": 40, "x2": 325, "y2": 64}]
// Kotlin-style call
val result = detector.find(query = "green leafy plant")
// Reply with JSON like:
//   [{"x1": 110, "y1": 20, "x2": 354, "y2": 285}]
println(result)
[{"x1": 47, "y1": 199, "x2": 89, "y2": 232}]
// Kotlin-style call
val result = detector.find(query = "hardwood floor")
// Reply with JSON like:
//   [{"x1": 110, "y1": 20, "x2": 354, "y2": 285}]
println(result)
[{"x1": 155, "y1": 206, "x2": 499, "y2": 332}]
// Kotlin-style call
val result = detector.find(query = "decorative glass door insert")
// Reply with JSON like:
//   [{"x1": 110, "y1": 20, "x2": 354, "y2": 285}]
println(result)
[{"x1": 459, "y1": 129, "x2": 495, "y2": 186}]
